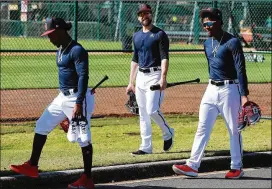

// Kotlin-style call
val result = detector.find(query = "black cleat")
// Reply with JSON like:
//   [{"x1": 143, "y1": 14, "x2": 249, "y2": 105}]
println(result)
[
  {"x1": 164, "y1": 128, "x2": 174, "y2": 152},
  {"x1": 131, "y1": 150, "x2": 149, "y2": 155},
  {"x1": 164, "y1": 138, "x2": 173, "y2": 151}
]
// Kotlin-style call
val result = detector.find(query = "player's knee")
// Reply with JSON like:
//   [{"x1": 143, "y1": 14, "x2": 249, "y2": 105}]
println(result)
[
  {"x1": 35, "y1": 119, "x2": 50, "y2": 135},
  {"x1": 228, "y1": 128, "x2": 240, "y2": 136},
  {"x1": 147, "y1": 109, "x2": 159, "y2": 117},
  {"x1": 195, "y1": 122, "x2": 210, "y2": 135}
]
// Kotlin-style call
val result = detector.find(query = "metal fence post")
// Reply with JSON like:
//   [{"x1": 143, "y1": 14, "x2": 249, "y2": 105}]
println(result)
[
  {"x1": 97, "y1": 5, "x2": 101, "y2": 40},
  {"x1": 213, "y1": 1, "x2": 218, "y2": 8},
  {"x1": 73, "y1": 0, "x2": 78, "y2": 41},
  {"x1": 193, "y1": 3, "x2": 200, "y2": 44}
]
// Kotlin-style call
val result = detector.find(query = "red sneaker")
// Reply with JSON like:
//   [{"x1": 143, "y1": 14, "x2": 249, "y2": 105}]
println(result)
[
  {"x1": 10, "y1": 161, "x2": 39, "y2": 178},
  {"x1": 172, "y1": 164, "x2": 198, "y2": 177},
  {"x1": 68, "y1": 174, "x2": 95, "y2": 189},
  {"x1": 225, "y1": 169, "x2": 244, "y2": 179}
]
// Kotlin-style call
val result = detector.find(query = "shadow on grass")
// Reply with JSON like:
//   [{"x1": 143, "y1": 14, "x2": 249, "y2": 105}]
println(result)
[
  {"x1": 1, "y1": 150, "x2": 267, "y2": 177},
  {"x1": 153, "y1": 149, "x2": 230, "y2": 155}
]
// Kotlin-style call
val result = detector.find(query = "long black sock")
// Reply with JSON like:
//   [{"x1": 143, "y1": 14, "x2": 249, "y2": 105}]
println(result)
[
  {"x1": 81, "y1": 143, "x2": 93, "y2": 178},
  {"x1": 29, "y1": 133, "x2": 47, "y2": 166}
]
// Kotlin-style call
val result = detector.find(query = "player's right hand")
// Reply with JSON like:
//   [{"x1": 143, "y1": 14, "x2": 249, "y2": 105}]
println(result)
[{"x1": 126, "y1": 83, "x2": 135, "y2": 94}]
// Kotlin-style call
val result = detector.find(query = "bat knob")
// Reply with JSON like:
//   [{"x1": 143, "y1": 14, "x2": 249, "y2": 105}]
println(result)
[
  {"x1": 150, "y1": 84, "x2": 161, "y2": 91},
  {"x1": 196, "y1": 78, "x2": 200, "y2": 83}
]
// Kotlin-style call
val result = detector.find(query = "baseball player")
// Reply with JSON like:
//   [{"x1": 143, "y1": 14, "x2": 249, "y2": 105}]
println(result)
[
  {"x1": 10, "y1": 18, "x2": 95, "y2": 189},
  {"x1": 126, "y1": 4, "x2": 174, "y2": 155},
  {"x1": 172, "y1": 8, "x2": 249, "y2": 179}
]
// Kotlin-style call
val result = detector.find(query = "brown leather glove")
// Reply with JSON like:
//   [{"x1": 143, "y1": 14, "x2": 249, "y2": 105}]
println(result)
[{"x1": 59, "y1": 118, "x2": 69, "y2": 133}]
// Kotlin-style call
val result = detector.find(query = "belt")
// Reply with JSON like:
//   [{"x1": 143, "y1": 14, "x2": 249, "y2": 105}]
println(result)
[
  {"x1": 139, "y1": 67, "x2": 161, "y2": 73},
  {"x1": 210, "y1": 80, "x2": 238, "y2": 86},
  {"x1": 61, "y1": 88, "x2": 78, "y2": 96}
]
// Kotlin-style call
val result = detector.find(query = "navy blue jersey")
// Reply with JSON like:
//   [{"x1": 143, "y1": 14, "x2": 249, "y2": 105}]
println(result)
[
  {"x1": 204, "y1": 32, "x2": 249, "y2": 96},
  {"x1": 132, "y1": 26, "x2": 169, "y2": 68},
  {"x1": 57, "y1": 40, "x2": 89, "y2": 104}
]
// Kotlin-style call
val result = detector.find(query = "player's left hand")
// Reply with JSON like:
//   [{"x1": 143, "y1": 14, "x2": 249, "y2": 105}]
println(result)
[
  {"x1": 73, "y1": 104, "x2": 83, "y2": 118},
  {"x1": 241, "y1": 96, "x2": 248, "y2": 106},
  {"x1": 159, "y1": 78, "x2": 167, "y2": 91}
]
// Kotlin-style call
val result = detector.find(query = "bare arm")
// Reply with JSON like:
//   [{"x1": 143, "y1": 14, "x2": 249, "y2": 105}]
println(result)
[
  {"x1": 126, "y1": 61, "x2": 138, "y2": 93},
  {"x1": 160, "y1": 59, "x2": 169, "y2": 90}
]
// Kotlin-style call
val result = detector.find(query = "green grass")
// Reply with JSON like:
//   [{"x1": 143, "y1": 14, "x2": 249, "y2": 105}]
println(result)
[
  {"x1": 0, "y1": 115, "x2": 271, "y2": 176},
  {"x1": 1, "y1": 53, "x2": 271, "y2": 89},
  {"x1": 1, "y1": 37, "x2": 202, "y2": 50}
]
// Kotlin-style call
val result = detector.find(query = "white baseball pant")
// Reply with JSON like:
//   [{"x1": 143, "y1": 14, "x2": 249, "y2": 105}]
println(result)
[
  {"x1": 186, "y1": 80, "x2": 243, "y2": 170},
  {"x1": 35, "y1": 88, "x2": 95, "y2": 147},
  {"x1": 136, "y1": 70, "x2": 174, "y2": 153}
]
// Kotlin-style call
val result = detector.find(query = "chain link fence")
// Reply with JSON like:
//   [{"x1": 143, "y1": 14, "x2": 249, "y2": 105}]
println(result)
[{"x1": 1, "y1": 0, "x2": 271, "y2": 122}]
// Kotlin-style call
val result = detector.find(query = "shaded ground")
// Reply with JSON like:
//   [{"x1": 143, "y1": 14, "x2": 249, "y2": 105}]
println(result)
[{"x1": 0, "y1": 84, "x2": 271, "y2": 122}]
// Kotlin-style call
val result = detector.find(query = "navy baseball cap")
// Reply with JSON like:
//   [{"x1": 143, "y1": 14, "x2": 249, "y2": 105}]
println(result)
[
  {"x1": 41, "y1": 17, "x2": 71, "y2": 36},
  {"x1": 137, "y1": 3, "x2": 152, "y2": 15},
  {"x1": 199, "y1": 7, "x2": 222, "y2": 21}
]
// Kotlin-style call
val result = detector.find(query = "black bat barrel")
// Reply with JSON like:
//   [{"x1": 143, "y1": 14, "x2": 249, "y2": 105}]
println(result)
[{"x1": 150, "y1": 84, "x2": 161, "y2": 91}]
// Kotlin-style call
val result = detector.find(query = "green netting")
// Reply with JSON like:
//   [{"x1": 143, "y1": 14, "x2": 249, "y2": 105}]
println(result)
[{"x1": 0, "y1": 0, "x2": 271, "y2": 121}]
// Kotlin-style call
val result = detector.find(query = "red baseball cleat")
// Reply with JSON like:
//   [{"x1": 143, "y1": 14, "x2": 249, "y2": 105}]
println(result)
[
  {"x1": 10, "y1": 161, "x2": 39, "y2": 178},
  {"x1": 68, "y1": 174, "x2": 95, "y2": 189},
  {"x1": 172, "y1": 164, "x2": 198, "y2": 177},
  {"x1": 225, "y1": 169, "x2": 244, "y2": 179}
]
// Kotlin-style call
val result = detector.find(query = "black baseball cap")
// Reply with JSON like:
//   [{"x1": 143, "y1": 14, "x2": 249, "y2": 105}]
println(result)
[
  {"x1": 199, "y1": 7, "x2": 222, "y2": 21},
  {"x1": 137, "y1": 3, "x2": 152, "y2": 15},
  {"x1": 41, "y1": 17, "x2": 71, "y2": 36}
]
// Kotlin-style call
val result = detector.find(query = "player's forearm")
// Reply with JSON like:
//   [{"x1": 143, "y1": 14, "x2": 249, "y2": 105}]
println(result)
[
  {"x1": 129, "y1": 61, "x2": 138, "y2": 85},
  {"x1": 76, "y1": 75, "x2": 88, "y2": 104},
  {"x1": 161, "y1": 59, "x2": 169, "y2": 80}
]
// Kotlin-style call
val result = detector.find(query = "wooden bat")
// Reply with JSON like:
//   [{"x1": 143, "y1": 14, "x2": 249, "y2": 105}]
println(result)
[
  {"x1": 150, "y1": 78, "x2": 200, "y2": 91},
  {"x1": 91, "y1": 75, "x2": 109, "y2": 94}
]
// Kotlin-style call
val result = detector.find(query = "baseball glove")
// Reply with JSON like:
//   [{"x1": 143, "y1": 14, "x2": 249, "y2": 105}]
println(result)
[
  {"x1": 125, "y1": 91, "x2": 139, "y2": 115},
  {"x1": 238, "y1": 101, "x2": 261, "y2": 131},
  {"x1": 59, "y1": 118, "x2": 69, "y2": 133}
]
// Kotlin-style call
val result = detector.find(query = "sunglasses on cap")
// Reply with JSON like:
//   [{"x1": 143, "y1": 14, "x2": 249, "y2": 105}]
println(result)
[{"x1": 202, "y1": 21, "x2": 216, "y2": 27}]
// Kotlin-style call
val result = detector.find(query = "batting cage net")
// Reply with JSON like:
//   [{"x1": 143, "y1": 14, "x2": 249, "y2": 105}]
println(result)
[{"x1": 1, "y1": 0, "x2": 271, "y2": 122}]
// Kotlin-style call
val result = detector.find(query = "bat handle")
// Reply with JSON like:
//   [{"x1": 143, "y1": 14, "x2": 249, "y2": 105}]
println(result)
[
  {"x1": 127, "y1": 91, "x2": 134, "y2": 95},
  {"x1": 150, "y1": 84, "x2": 161, "y2": 91},
  {"x1": 90, "y1": 75, "x2": 109, "y2": 94}
]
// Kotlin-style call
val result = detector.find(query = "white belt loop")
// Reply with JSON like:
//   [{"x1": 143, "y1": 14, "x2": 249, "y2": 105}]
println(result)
[
  {"x1": 69, "y1": 89, "x2": 75, "y2": 95},
  {"x1": 69, "y1": 89, "x2": 74, "y2": 95},
  {"x1": 150, "y1": 67, "x2": 154, "y2": 72}
]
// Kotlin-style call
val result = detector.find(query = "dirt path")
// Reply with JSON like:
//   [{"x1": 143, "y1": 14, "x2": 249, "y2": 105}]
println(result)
[{"x1": 1, "y1": 84, "x2": 270, "y2": 121}]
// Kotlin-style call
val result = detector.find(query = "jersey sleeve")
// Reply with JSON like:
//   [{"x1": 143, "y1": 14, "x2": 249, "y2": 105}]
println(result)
[
  {"x1": 71, "y1": 46, "x2": 89, "y2": 104},
  {"x1": 158, "y1": 31, "x2": 169, "y2": 60},
  {"x1": 229, "y1": 38, "x2": 249, "y2": 96}
]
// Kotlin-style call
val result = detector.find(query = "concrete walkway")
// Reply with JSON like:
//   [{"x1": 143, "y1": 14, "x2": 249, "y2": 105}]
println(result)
[{"x1": 1, "y1": 151, "x2": 271, "y2": 189}]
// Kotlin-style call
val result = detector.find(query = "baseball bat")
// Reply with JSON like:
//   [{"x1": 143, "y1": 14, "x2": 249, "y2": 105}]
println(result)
[
  {"x1": 150, "y1": 78, "x2": 200, "y2": 91},
  {"x1": 91, "y1": 75, "x2": 109, "y2": 94}
]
